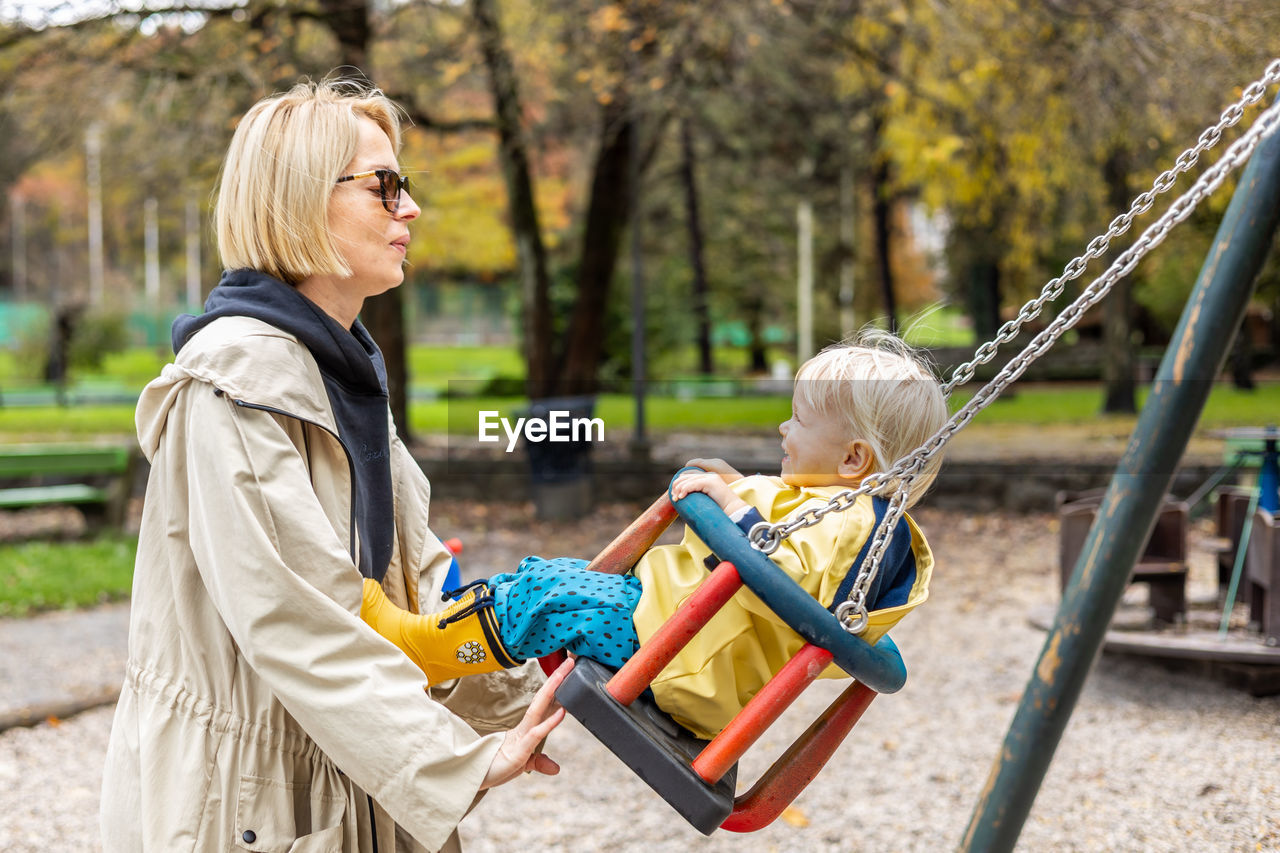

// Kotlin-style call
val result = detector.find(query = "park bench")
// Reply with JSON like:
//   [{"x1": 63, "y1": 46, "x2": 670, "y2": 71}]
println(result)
[
  {"x1": 1210, "y1": 486, "x2": 1254, "y2": 594},
  {"x1": 0, "y1": 444, "x2": 137, "y2": 528},
  {"x1": 1245, "y1": 508, "x2": 1279, "y2": 647},
  {"x1": 1057, "y1": 489, "x2": 1189, "y2": 624}
]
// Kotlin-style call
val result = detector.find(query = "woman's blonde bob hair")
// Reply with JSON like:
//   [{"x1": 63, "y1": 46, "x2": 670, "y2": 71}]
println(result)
[
  {"x1": 793, "y1": 330, "x2": 948, "y2": 507},
  {"x1": 215, "y1": 79, "x2": 403, "y2": 284}
]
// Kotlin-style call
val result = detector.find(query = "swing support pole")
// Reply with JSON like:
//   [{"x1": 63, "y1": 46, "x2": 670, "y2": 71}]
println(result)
[{"x1": 961, "y1": 108, "x2": 1280, "y2": 853}]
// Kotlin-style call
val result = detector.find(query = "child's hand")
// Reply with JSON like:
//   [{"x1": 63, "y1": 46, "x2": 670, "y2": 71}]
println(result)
[
  {"x1": 480, "y1": 658, "x2": 574, "y2": 790},
  {"x1": 671, "y1": 469, "x2": 750, "y2": 516},
  {"x1": 685, "y1": 458, "x2": 743, "y2": 483}
]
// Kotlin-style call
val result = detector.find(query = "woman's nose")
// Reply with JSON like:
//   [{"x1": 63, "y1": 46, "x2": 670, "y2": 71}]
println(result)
[{"x1": 397, "y1": 190, "x2": 421, "y2": 222}]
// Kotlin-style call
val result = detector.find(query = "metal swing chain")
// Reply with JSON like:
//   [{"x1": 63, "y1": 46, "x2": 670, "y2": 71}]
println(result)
[
  {"x1": 942, "y1": 58, "x2": 1280, "y2": 397},
  {"x1": 851, "y1": 93, "x2": 1280, "y2": 631},
  {"x1": 900, "y1": 91, "x2": 1280, "y2": 495},
  {"x1": 749, "y1": 61, "x2": 1280, "y2": 635}
]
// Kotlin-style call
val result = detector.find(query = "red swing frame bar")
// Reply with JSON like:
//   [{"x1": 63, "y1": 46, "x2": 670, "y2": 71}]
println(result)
[{"x1": 541, "y1": 491, "x2": 888, "y2": 832}]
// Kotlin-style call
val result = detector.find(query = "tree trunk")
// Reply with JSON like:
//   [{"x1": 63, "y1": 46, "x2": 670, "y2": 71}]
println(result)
[
  {"x1": 559, "y1": 98, "x2": 634, "y2": 395},
  {"x1": 361, "y1": 289, "x2": 409, "y2": 435},
  {"x1": 318, "y1": 0, "x2": 369, "y2": 73},
  {"x1": 967, "y1": 250, "x2": 1001, "y2": 340},
  {"x1": 471, "y1": 0, "x2": 554, "y2": 398},
  {"x1": 1229, "y1": 325, "x2": 1256, "y2": 390},
  {"x1": 320, "y1": 2, "x2": 413, "y2": 438},
  {"x1": 680, "y1": 116, "x2": 712, "y2": 375},
  {"x1": 1101, "y1": 147, "x2": 1137, "y2": 414},
  {"x1": 744, "y1": 291, "x2": 769, "y2": 373},
  {"x1": 839, "y1": 159, "x2": 856, "y2": 337},
  {"x1": 869, "y1": 115, "x2": 898, "y2": 333}
]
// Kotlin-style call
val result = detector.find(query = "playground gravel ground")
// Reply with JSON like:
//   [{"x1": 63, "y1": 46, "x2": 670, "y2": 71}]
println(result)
[{"x1": 0, "y1": 500, "x2": 1277, "y2": 852}]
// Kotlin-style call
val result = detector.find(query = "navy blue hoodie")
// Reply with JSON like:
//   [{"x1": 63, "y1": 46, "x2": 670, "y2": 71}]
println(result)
[{"x1": 172, "y1": 269, "x2": 395, "y2": 582}]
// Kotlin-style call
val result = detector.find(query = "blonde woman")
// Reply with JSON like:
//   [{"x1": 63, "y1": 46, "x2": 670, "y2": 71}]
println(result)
[
  {"x1": 362, "y1": 333, "x2": 947, "y2": 741},
  {"x1": 100, "y1": 79, "x2": 571, "y2": 853}
]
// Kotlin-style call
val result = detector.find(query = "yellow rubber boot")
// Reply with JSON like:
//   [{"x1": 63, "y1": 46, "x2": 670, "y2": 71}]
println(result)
[{"x1": 361, "y1": 578, "x2": 522, "y2": 683}]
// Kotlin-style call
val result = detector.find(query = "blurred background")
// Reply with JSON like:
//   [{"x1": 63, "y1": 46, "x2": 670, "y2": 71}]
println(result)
[
  {"x1": 0, "y1": 0, "x2": 1277, "y2": 439},
  {"x1": 1, "y1": 11, "x2": 1279, "y2": 850}
]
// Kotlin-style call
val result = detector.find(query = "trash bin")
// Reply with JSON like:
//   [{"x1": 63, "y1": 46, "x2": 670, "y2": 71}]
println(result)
[{"x1": 524, "y1": 396, "x2": 598, "y2": 521}]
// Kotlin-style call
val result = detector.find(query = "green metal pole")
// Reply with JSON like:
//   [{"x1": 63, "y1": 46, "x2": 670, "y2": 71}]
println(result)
[{"x1": 961, "y1": 108, "x2": 1280, "y2": 852}]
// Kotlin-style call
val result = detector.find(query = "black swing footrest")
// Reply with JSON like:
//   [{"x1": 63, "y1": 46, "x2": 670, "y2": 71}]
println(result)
[{"x1": 555, "y1": 657, "x2": 736, "y2": 835}]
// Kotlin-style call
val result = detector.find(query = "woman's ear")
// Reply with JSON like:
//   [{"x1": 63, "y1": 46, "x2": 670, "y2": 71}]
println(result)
[{"x1": 838, "y1": 439, "x2": 876, "y2": 481}]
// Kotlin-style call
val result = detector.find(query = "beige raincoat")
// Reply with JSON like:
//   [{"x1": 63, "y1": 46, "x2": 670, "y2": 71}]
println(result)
[{"x1": 100, "y1": 316, "x2": 544, "y2": 852}]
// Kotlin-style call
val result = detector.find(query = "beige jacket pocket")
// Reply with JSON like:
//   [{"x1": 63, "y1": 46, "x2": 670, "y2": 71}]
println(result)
[
  {"x1": 287, "y1": 824, "x2": 343, "y2": 853},
  {"x1": 234, "y1": 775, "x2": 344, "y2": 853}
]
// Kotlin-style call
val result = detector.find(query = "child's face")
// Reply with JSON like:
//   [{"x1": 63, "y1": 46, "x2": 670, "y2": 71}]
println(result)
[{"x1": 778, "y1": 394, "x2": 862, "y2": 488}]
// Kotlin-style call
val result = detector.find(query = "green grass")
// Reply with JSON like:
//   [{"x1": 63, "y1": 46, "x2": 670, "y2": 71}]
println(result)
[
  {"x1": 408, "y1": 345, "x2": 524, "y2": 390},
  {"x1": 409, "y1": 380, "x2": 1278, "y2": 435},
  {"x1": 97, "y1": 349, "x2": 171, "y2": 387},
  {"x1": 414, "y1": 394, "x2": 794, "y2": 435},
  {"x1": 899, "y1": 305, "x2": 976, "y2": 348},
  {"x1": 0, "y1": 406, "x2": 139, "y2": 443},
  {"x1": 1195, "y1": 382, "x2": 1280, "y2": 428},
  {"x1": 0, "y1": 380, "x2": 1274, "y2": 443},
  {"x1": 950, "y1": 381, "x2": 1280, "y2": 427},
  {"x1": 0, "y1": 535, "x2": 136, "y2": 616}
]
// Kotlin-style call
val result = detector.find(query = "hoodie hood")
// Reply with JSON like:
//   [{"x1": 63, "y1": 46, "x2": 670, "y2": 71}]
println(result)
[
  {"x1": 172, "y1": 268, "x2": 388, "y2": 395},
  {"x1": 157, "y1": 269, "x2": 396, "y2": 582}
]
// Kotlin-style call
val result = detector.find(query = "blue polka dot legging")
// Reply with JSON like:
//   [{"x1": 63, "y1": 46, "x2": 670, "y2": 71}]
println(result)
[{"x1": 488, "y1": 556, "x2": 643, "y2": 669}]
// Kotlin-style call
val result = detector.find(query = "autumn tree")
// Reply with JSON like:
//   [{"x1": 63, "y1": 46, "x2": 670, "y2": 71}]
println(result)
[{"x1": 867, "y1": 0, "x2": 1280, "y2": 405}]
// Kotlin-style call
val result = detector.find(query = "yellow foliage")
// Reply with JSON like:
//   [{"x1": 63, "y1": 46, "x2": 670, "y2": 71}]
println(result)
[
  {"x1": 440, "y1": 60, "x2": 472, "y2": 87},
  {"x1": 780, "y1": 805, "x2": 809, "y2": 827},
  {"x1": 398, "y1": 129, "x2": 572, "y2": 276},
  {"x1": 590, "y1": 4, "x2": 629, "y2": 34}
]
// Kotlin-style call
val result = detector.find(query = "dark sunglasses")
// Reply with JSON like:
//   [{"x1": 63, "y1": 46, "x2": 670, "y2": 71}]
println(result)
[{"x1": 335, "y1": 168, "x2": 410, "y2": 213}]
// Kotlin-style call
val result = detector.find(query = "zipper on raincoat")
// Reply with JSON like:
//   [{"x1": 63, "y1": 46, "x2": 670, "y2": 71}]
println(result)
[
  {"x1": 219, "y1": 390, "x2": 382, "y2": 851},
  {"x1": 217, "y1": 390, "x2": 361, "y2": 570}
]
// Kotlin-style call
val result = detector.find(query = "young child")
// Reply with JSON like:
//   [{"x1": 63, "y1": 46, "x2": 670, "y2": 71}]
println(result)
[{"x1": 361, "y1": 332, "x2": 948, "y2": 739}]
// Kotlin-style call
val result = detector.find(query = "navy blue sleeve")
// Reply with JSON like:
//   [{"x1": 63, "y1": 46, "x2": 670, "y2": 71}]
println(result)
[
  {"x1": 831, "y1": 499, "x2": 918, "y2": 613},
  {"x1": 702, "y1": 507, "x2": 767, "y2": 570},
  {"x1": 860, "y1": 516, "x2": 917, "y2": 610},
  {"x1": 733, "y1": 507, "x2": 767, "y2": 536}
]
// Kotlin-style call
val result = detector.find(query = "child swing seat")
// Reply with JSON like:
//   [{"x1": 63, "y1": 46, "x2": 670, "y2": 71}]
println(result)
[
  {"x1": 542, "y1": 55, "x2": 1280, "y2": 840},
  {"x1": 542, "y1": 470, "x2": 908, "y2": 834}
]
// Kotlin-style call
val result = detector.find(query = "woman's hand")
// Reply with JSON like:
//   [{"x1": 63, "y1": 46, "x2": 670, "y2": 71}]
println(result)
[
  {"x1": 480, "y1": 658, "x2": 574, "y2": 790},
  {"x1": 671, "y1": 469, "x2": 749, "y2": 516}
]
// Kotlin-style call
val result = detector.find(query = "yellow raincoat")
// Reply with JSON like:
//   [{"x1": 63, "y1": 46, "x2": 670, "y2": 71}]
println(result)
[{"x1": 632, "y1": 476, "x2": 932, "y2": 739}]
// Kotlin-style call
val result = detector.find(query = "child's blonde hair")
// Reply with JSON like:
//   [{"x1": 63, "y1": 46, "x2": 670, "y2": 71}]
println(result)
[
  {"x1": 793, "y1": 330, "x2": 948, "y2": 507},
  {"x1": 215, "y1": 78, "x2": 404, "y2": 285}
]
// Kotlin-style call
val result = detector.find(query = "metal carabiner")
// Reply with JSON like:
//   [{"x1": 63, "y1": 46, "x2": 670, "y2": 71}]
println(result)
[
  {"x1": 748, "y1": 520, "x2": 781, "y2": 555},
  {"x1": 834, "y1": 599, "x2": 870, "y2": 635}
]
